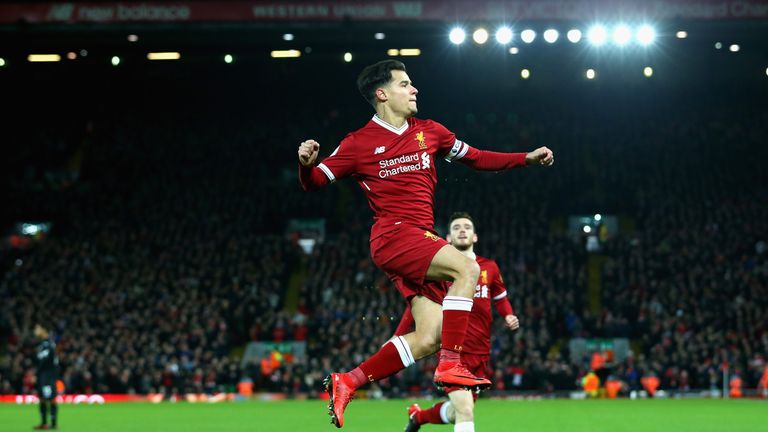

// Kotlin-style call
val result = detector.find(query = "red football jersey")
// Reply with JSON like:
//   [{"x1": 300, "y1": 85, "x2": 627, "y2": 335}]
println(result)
[
  {"x1": 463, "y1": 255, "x2": 511, "y2": 355},
  {"x1": 314, "y1": 115, "x2": 471, "y2": 240}
]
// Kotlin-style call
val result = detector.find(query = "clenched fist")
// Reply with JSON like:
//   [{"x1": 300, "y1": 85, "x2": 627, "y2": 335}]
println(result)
[
  {"x1": 298, "y1": 140, "x2": 320, "y2": 167},
  {"x1": 525, "y1": 146, "x2": 554, "y2": 166},
  {"x1": 505, "y1": 314, "x2": 520, "y2": 331}
]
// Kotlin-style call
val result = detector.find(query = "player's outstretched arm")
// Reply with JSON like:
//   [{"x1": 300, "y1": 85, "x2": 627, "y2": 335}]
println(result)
[
  {"x1": 297, "y1": 139, "x2": 330, "y2": 191},
  {"x1": 455, "y1": 144, "x2": 554, "y2": 171}
]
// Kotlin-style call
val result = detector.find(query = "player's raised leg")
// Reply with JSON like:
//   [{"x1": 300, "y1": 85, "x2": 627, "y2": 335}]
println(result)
[
  {"x1": 324, "y1": 319, "x2": 420, "y2": 427},
  {"x1": 425, "y1": 245, "x2": 489, "y2": 389},
  {"x1": 325, "y1": 294, "x2": 445, "y2": 428}
]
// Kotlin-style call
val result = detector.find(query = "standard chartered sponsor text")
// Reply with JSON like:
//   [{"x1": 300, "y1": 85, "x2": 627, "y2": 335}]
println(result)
[
  {"x1": 378, "y1": 152, "x2": 429, "y2": 178},
  {"x1": 379, "y1": 163, "x2": 423, "y2": 178},
  {"x1": 379, "y1": 152, "x2": 420, "y2": 168}
]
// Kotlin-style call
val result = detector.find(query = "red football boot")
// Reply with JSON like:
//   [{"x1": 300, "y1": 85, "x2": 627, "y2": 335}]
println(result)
[
  {"x1": 404, "y1": 403, "x2": 422, "y2": 432},
  {"x1": 323, "y1": 373, "x2": 356, "y2": 428},
  {"x1": 433, "y1": 361, "x2": 491, "y2": 390}
]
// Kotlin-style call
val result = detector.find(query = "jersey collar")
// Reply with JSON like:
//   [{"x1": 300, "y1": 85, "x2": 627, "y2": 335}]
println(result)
[{"x1": 372, "y1": 114, "x2": 409, "y2": 135}]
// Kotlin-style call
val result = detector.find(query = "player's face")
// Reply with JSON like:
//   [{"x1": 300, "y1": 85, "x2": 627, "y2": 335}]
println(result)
[
  {"x1": 385, "y1": 70, "x2": 418, "y2": 117},
  {"x1": 448, "y1": 218, "x2": 477, "y2": 250}
]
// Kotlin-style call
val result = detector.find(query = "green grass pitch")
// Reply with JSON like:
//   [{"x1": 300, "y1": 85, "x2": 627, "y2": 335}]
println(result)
[{"x1": 1, "y1": 398, "x2": 765, "y2": 432}]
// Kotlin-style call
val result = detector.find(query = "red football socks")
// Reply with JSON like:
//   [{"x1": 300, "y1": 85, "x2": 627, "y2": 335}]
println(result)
[
  {"x1": 440, "y1": 296, "x2": 473, "y2": 362},
  {"x1": 348, "y1": 340, "x2": 410, "y2": 388},
  {"x1": 417, "y1": 401, "x2": 447, "y2": 425}
]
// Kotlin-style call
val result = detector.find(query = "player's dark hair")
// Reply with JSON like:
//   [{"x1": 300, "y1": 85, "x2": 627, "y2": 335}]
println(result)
[
  {"x1": 448, "y1": 211, "x2": 476, "y2": 231},
  {"x1": 357, "y1": 60, "x2": 407, "y2": 108}
]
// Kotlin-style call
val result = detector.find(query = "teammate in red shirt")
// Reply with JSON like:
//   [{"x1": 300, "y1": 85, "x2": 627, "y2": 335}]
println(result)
[
  {"x1": 397, "y1": 212, "x2": 519, "y2": 432},
  {"x1": 297, "y1": 60, "x2": 552, "y2": 428}
]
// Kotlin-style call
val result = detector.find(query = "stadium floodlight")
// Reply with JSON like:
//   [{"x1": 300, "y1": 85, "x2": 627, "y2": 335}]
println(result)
[
  {"x1": 520, "y1": 29, "x2": 536, "y2": 44},
  {"x1": 374, "y1": 32, "x2": 385, "y2": 40},
  {"x1": 283, "y1": 33, "x2": 294, "y2": 41},
  {"x1": 224, "y1": 54, "x2": 233, "y2": 64},
  {"x1": 587, "y1": 25, "x2": 608, "y2": 46},
  {"x1": 495, "y1": 26, "x2": 513, "y2": 45},
  {"x1": 473, "y1": 28, "x2": 489, "y2": 44},
  {"x1": 270, "y1": 50, "x2": 301, "y2": 58},
  {"x1": 148, "y1": 52, "x2": 180, "y2": 60},
  {"x1": 28, "y1": 54, "x2": 61, "y2": 62},
  {"x1": 509, "y1": 47, "x2": 519, "y2": 55},
  {"x1": 676, "y1": 30, "x2": 688, "y2": 39},
  {"x1": 644, "y1": 66, "x2": 653, "y2": 77},
  {"x1": 449, "y1": 27, "x2": 466, "y2": 45},
  {"x1": 586, "y1": 68, "x2": 596, "y2": 80},
  {"x1": 543, "y1": 29, "x2": 559, "y2": 43},
  {"x1": 636, "y1": 25, "x2": 656, "y2": 46},
  {"x1": 399, "y1": 48, "x2": 421, "y2": 56},
  {"x1": 612, "y1": 24, "x2": 632, "y2": 46},
  {"x1": 729, "y1": 44, "x2": 740, "y2": 52},
  {"x1": 567, "y1": 29, "x2": 582, "y2": 43},
  {"x1": 521, "y1": 68, "x2": 530, "y2": 79},
  {"x1": 344, "y1": 52, "x2": 353, "y2": 62},
  {"x1": 111, "y1": 56, "x2": 120, "y2": 66}
]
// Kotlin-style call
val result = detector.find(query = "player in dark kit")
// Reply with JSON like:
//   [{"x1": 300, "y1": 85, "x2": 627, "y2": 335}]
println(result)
[
  {"x1": 399, "y1": 212, "x2": 519, "y2": 432},
  {"x1": 298, "y1": 59, "x2": 553, "y2": 428},
  {"x1": 33, "y1": 324, "x2": 60, "y2": 430}
]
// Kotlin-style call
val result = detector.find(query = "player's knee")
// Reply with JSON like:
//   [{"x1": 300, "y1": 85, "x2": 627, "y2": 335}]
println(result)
[
  {"x1": 452, "y1": 258, "x2": 479, "y2": 290},
  {"x1": 453, "y1": 399, "x2": 474, "y2": 421},
  {"x1": 456, "y1": 257, "x2": 480, "y2": 281}
]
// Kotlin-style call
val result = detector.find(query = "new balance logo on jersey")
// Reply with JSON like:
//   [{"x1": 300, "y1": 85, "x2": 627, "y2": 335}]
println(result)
[{"x1": 374, "y1": 146, "x2": 386, "y2": 154}]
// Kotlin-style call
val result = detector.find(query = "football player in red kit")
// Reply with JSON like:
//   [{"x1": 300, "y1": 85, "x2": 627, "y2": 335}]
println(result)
[
  {"x1": 399, "y1": 212, "x2": 519, "y2": 432},
  {"x1": 298, "y1": 60, "x2": 551, "y2": 428}
]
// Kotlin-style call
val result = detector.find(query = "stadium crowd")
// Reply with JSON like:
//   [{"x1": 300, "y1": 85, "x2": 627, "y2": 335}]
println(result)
[{"x1": 1, "y1": 77, "x2": 766, "y2": 397}]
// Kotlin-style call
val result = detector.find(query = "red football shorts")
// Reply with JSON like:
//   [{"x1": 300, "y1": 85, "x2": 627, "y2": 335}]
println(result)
[
  {"x1": 444, "y1": 353, "x2": 490, "y2": 400},
  {"x1": 370, "y1": 224, "x2": 449, "y2": 305}
]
